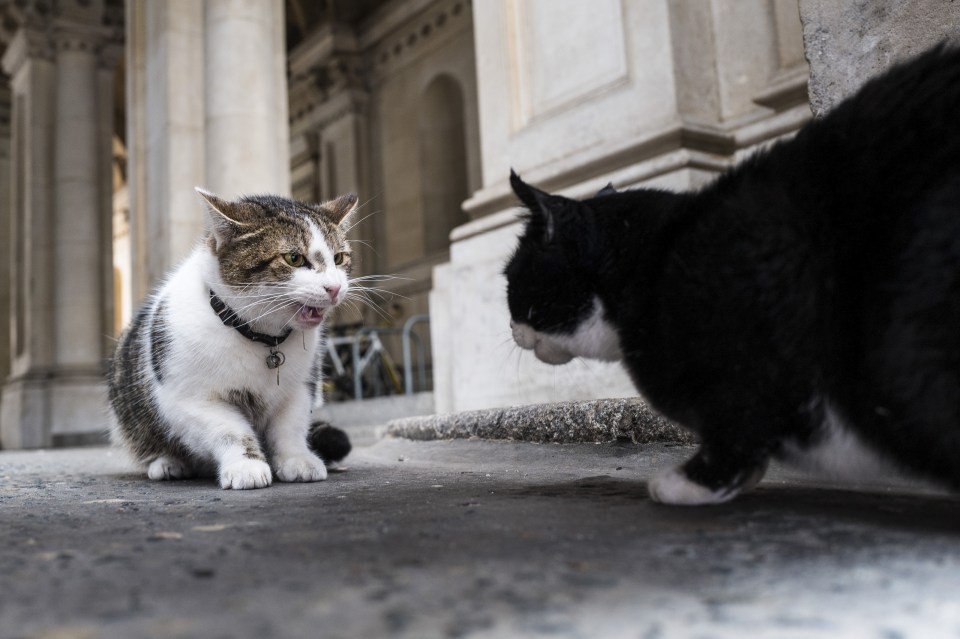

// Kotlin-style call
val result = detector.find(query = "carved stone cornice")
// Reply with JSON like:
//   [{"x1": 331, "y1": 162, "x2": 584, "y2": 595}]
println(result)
[
  {"x1": 290, "y1": 49, "x2": 369, "y2": 126},
  {"x1": 1, "y1": 0, "x2": 123, "y2": 74},
  {"x1": 288, "y1": 0, "x2": 473, "y2": 127},
  {"x1": 365, "y1": 0, "x2": 470, "y2": 82},
  {"x1": 51, "y1": 18, "x2": 110, "y2": 55},
  {"x1": 291, "y1": 83, "x2": 369, "y2": 131}
]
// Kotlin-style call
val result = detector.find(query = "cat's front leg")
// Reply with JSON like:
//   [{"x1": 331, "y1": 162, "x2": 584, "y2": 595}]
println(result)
[
  {"x1": 159, "y1": 398, "x2": 273, "y2": 489},
  {"x1": 648, "y1": 445, "x2": 769, "y2": 506},
  {"x1": 267, "y1": 389, "x2": 328, "y2": 483}
]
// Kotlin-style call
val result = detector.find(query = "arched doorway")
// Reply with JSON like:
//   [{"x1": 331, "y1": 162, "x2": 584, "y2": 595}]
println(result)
[{"x1": 418, "y1": 74, "x2": 469, "y2": 255}]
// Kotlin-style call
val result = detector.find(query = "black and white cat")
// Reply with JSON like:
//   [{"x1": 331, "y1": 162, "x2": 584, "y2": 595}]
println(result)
[
  {"x1": 505, "y1": 44, "x2": 960, "y2": 505},
  {"x1": 108, "y1": 190, "x2": 354, "y2": 489}
]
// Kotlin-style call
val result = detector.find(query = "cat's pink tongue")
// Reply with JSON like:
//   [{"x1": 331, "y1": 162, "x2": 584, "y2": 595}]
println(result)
[{"x1": 299, "y1": 306, "x2": 325, "y2": 327}]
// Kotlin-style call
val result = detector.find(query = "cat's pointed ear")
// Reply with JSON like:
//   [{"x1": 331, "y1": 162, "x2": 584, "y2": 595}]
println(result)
[
  {"x1": 317, "y1": 193, "x2": 359, "y2": 228},
  {"x1": 510, "y1": 169, "x2": 556, "y2": 243},
  {"x1": 196, "y1": 187, "x2": 247, "y2": 249},
  {"x1": 596, "y1": 182, "x2": 618, "y2": 197}
]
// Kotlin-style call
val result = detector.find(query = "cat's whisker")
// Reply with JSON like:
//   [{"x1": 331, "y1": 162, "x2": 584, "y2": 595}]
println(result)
[
  {"x1": 343, "y1": 292, "x2": 393, "y2": 322},
  {"x1": 345, "y1": 239, "x2": 379, "y2": 256},
  {"x1": 341, "y1": 208, "x2": 382, "y2": 236},
  {"x1": 229, "y1": 296, "x2": 296, "y2": 318},
  {"x1": 241, "y1": 299, "x2": 300, "y2": 327},
  {"x1": 352, "y1": 286, "x2": 409, "y2": 301},
  {"x1": 348, "y1": 274, "x2": 410, "y2": 283},
  {"x1": 344, "y1": 294, "x2": 390, "y2": 320},
  {"x1": 279, "y1": 304, "x2": 304, "y2": 331},
  {"x1": 345, "y1": 290, "x2": 395, "y2": 313},
  {"x1": 226, "y1": 291, "x2": 292, "y2": 306}
]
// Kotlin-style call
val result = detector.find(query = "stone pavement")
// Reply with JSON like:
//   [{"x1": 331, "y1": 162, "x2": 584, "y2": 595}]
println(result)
[{"x1": 2, "y1": 437, "x2": 960, "y2": 639}]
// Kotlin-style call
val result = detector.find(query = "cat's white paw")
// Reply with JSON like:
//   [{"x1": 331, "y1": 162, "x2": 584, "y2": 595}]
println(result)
[
  {"x1": 275, "y1": 453, "x2": 328, "y2": 482},
  {"x1": 648, "y1": 467, "x2": 737, "y2": 506},
  {"x1": 219, "y1": 458, "x2": 273, "y2": 490},
  {"x1": 147, "y1": 455, "x2": 192, "y2": 481}
]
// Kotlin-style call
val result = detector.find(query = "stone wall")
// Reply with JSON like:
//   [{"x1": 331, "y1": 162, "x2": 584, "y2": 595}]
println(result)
[{"x1": 800, "y1": 0, "x2": 960, "y2": 116}]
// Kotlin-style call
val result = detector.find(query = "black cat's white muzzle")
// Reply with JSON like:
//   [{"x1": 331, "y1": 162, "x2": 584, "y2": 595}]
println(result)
[{"x1": 510, "y1": 320, "x2": 575, "y2": 365}]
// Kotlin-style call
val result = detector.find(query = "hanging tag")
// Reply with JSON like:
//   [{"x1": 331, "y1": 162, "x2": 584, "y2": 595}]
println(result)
[{"x1": 266, "y1": 348, "x2": 285, "y2": 385}]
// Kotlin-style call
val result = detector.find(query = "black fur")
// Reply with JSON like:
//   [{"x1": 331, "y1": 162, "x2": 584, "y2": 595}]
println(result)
[
  {"x1": 308, "y1": 421, "x2": 352, "y2": 463},
  {"x1": 505, "y1": 44, "x2": 960, "y2": 497}
]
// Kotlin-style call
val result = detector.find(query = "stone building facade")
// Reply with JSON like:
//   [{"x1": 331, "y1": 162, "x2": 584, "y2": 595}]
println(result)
[{"x1": 0, "y1": 0, "x2": 814, "y2": 448}]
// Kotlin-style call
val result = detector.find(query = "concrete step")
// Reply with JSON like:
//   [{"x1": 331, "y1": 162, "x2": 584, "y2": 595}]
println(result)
[
  {"x1": 384, "y1": 397, "x2": 695, "y2": 445},
  {"x1": 313, "y1": 391, "x2": 435, "y2": 446}
]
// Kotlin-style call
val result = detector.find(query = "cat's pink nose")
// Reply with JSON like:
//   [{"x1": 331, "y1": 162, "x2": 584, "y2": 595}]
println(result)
[{"x1": 325, "y1": 285, "x2": 341, "y2": 302}]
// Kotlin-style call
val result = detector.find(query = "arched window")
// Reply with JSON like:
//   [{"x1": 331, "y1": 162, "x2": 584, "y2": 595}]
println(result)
[{"x1": 418, "y1": 74, "x2": 469, "y2": 255}]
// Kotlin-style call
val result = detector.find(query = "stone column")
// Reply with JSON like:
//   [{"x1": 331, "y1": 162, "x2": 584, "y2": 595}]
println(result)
[
  {"x1": 0, "y1": 0, "x2": 120, "y2": 448},
  {"x1": 52, "y1": 23, "x2": 105, "y2": 369},
  {"x1": 0, "y1": 82, "x2": 11, "y2": 439},
  {"x1": 0, "y1": 24, "x2": 58, "y2": 448},
  {"x1": 46, "y1": 10, "x2": 113, "y2": 445},
  {"x1": 204, "y1": 0, "x2": 290, "y2": 197},
  {"x1": 126, "y1": 0, "x2": 291, "y2": 300},
  {"x1": 125, "y1": 0, "x2": 207, "y2": 300},
  {"x1": 0, "y1": 80, "x2": 14, "y2": 447}
]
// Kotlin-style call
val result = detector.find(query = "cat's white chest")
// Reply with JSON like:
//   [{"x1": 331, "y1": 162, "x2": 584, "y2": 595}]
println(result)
[{"x1": 158, "y1": 252, "x2": 321, "y2": 414}]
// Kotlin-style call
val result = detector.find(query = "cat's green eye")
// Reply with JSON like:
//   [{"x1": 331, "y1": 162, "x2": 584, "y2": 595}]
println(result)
[
  {"x1": 334, "y1": 252, "x2": 348, "y2": 266},
  {"x1": 282, "y1": 252, "x2": 305, "y2": 268}
]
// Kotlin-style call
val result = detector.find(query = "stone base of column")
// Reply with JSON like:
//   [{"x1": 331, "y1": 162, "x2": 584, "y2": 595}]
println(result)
[
  {"x1": 1, "y1": 369, "x2": 109, "y2": 449},
  {"x1": 1, "y1": 373, "x2": 52, "y2": 449}
]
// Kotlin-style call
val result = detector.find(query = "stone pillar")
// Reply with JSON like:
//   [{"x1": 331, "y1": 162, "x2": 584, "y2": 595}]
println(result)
[
  {"x1": 1, "y1": 23, "x2": 58, "y2": 448},
  {"x1": 52, "y1": 24, "x2": 105, "y2": 368},
  {"x1": 800, "y1": 0, "x2": 960, "y2": 116},
  {"x1": 0, "y1": 81, "x2": 11, "y2": 440},
  {"x1": 125, "y1": 0, "x2": 207, "y2": 300},
  {"x1": 0, "y1": 0, "x2": 120, "y2": 448},
  {"x1": 204, "y1": 0, "x2": 289, "y2": 197},
  {"x1": 126, "y1": 0, "x2": 291, "y2": 299},
  {"x1": 47, "y1": 8, "x2": 113, "y2": 445}
]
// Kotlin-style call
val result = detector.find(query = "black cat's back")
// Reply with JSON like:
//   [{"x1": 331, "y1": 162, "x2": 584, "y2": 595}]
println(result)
[
  {"x1": 699, "y1": 46, "x2": 960, "y2": 484},
  {"x1": 660, "y1": 45, "x2": 960, "y2": 490},
  {"x1": 800, "y1": 45, "x2": 960, "y2": 484}
]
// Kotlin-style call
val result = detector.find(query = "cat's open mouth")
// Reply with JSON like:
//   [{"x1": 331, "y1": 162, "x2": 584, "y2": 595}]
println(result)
[{"x1": 298, "y1": 305, "x2": 326, "y2": 327}]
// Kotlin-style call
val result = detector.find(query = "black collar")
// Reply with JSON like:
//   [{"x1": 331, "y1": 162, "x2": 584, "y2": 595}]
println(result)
[{"x1": 209, "y1": 290, "x2": 293, "y2": 348}]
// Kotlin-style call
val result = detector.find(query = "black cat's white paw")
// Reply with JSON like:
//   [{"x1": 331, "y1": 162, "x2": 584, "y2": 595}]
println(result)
[
  {"x1": 648, "y1": 467, "x2": 737, "y2": 505},
  {"x1": 648, "y1": 463, "x2": 767, "y2": 505}
]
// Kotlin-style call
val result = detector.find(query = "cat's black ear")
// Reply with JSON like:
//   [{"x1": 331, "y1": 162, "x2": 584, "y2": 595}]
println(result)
[
  {"x1": 317, "y1": 193, "x2": 359, "y2": 228},
  {"x1": 596, "y1": 182, "x2": 618, "y2": 197},
  {"x1": 196, "y1": 187, "x2": 248, "y2": 249},
  {"x1": 510, "y1": 170, "x2": 557, "y2": 243}
]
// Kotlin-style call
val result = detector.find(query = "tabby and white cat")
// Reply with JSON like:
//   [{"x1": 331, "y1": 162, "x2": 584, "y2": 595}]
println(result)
[
  {"x1": 108, "y1": 190, "x2": 355, "y2": 489},
  {"x1": 505, "y1": 45, "x2": 960, "y2": 505}
]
